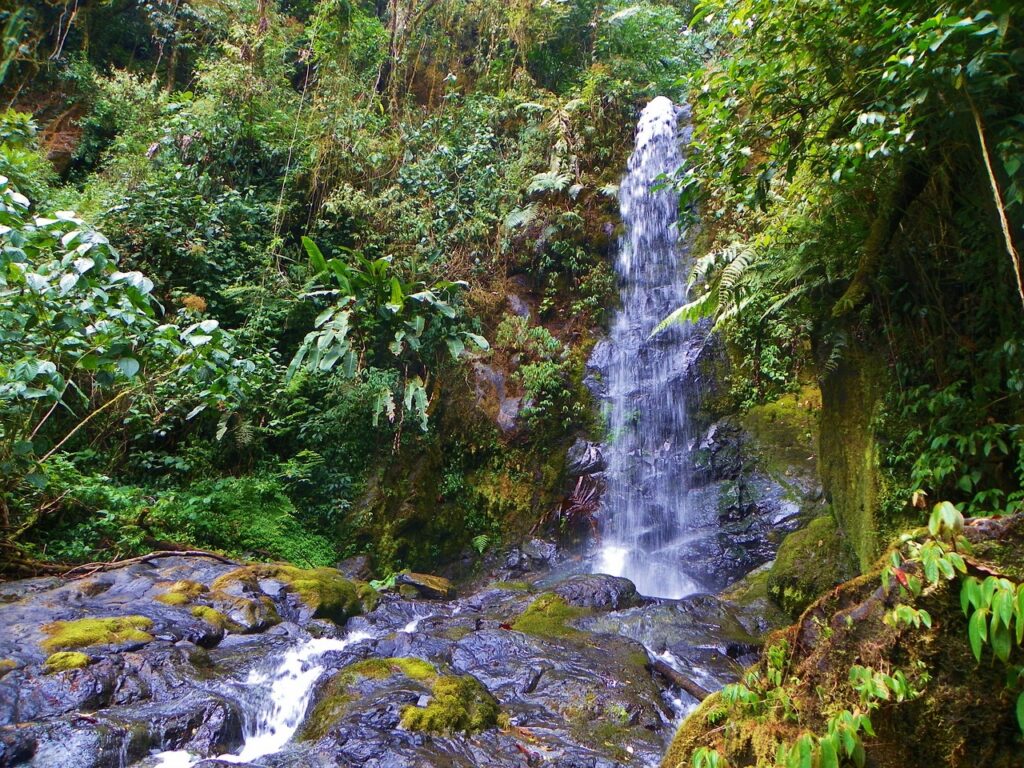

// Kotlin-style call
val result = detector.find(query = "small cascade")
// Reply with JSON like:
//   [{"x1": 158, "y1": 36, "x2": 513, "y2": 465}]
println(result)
[
  {"x1": 593, "y1": 96, "x2": 703, "y2": 599},
  {"x1": 153, "y1": 631, "x2": 372, "y2": 767}
]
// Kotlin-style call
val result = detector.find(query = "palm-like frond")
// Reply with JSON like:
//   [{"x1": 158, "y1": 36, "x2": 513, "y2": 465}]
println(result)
[
  {"x1": 527, "y1": 171, "x2": 573, "y2": 196},
  {"x1": 504, "y1": 203, "x2": 539, "y2": 230}
]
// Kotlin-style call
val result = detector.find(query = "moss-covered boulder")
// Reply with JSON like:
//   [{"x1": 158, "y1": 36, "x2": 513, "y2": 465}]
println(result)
[
  {"x1": 512, "y1": 593, "x2": 590, "y2": 639},
  {"x1": 40, "y1": 616, "x2": 154, "y2": 653},
  {"x1": 155, "y1": 579, "x2": 208, "y2": 606},
  {"x1": 211, "y1": 564, "x2": 372, "y2": 623},
  {"x1": 663, "y1": 516, "x2": 1024, "y2": 768},
  {"x1": 767, "y1": 514, "x2": 858, "y2": 617},
  {"x1": 42, "y1": 651, "x2": 91, "y2": 673},
  {"x1": 304, "y1": 657, "x2": 439, "y2": 740},
  {"x1": 395, "y1": 572, "x2": 455, "y2": 600},
  {"x1": 399, "y1": 675, "x2": 500, "y2": 734}
]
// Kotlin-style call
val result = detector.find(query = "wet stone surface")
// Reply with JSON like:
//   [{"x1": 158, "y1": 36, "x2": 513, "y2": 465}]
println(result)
[{"x1": 0, "y1": 555, "x2": 778, "y2": 768}]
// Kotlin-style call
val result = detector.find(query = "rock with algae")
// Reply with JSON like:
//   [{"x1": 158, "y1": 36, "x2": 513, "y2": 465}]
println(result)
[
  {"x1": 399, "y1": 674, "x2": 500, "y2": 734},
  {"x1": 40, "y1": 616, "x2": 154, "y2": 653},
  {"x1": 42, "y1": 652, "x2": 91, "y2": 674}
]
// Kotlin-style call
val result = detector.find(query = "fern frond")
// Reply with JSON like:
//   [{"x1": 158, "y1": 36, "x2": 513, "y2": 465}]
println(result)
[
  {"x1": 719, "y1": 244, "x2": 755, "y2": 293},
  {"x1": 652, "y1": 286, "x2": 719, "y2": 336},
  {"x1": 504, "y1": 203, "x2": 539, "y2": 230},
  {"x1": 527, "y1": 171, "x2": 572, "y2": 196}
]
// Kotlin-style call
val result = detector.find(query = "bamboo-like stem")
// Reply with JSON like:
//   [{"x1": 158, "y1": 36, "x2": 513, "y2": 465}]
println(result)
[{"x1": 970, "y1": 97, "x2": 1024, "y2": 312}]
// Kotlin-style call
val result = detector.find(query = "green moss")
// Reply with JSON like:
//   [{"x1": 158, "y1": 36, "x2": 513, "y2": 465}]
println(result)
[
  {"x1": 743, "y1": 384, "x2": 821, "y2": 488},
  {"x1": 767, "y1": 513, "x2": 857, "y2": 618},
  {"x1": 441, "y1": 625, "x2": 472, "y2": 641},
  {"x1": 155, "y1": 579, "x2": 208, "y2": 606},
  {"x1": 155, "y1": 591, "x2": 190, "y2": 606},
  {"x1": 345, "y1": 656, "x2": 436, "y2": 681},
  {"x1": 512, "y1": 593, "x2": 588, "y2": 639},
  {"x1": 190, "y1": 605, "x2": 236, "y2": 630},
  {"x1": 212, "y1": 564, "x2": 367, "y2": 624},
  {"x1": 399, "y1": 675, "x2": 500, "y2": 734},
  {"x1": 43, "y1": 651, "x2": 91, "y2": 673},
  {"x1": 41, "y1": 616, "x2": 154, "y2": 652},
  {"x1": 302, "y1": 657, "x2": 439, "y2": 740},
  {"x1": 0, "y1": 659, "x2": 16, "y2": 677},
  {"x1": 818, "y1": 352, "x2": 890, "y2": 570}
]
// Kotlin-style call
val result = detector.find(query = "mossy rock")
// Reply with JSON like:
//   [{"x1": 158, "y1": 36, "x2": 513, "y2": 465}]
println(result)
[
  {"x1": 512, "y1": 593, "x2": 589, "y2": 639},
  {"x1": 303, "y1": 657, "x2": 438, "y2": 740},
  {"x1": 767, "y1": 514, "x2": 857, "y2": 618},
  {"x1": 40, "y1": 616, "x2": 154, "y2": 653},
  {"x1": 190, "y1": 605, "x2": 238, "y2": 631},
  {"x1": 212, "y1": 564, "x2": 371, "y2": 623},
  {"x1": 400, "y1": 675, "x2": 500, "y2": 734},
  {"x1": 206, "y1": 590, "x2": 281, "y2": 632},
  {"x1": 664, "y1": 517, "x2": 1024, "y2": 768},
  {"x1": 155, "y1": 580, "x2": 208, "y2": 606},
  {"x1": 395, "y1": 572, "x2": 455, "y2": 600},
  {"x1": 43, "y1": 652, "x2": 91, "y2": 674}
]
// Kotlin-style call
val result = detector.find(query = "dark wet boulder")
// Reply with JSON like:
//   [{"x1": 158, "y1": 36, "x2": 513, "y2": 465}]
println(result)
[
  {"x1": 552, "y1": 574, "x2": 643, "y2": 611},
  {"x1": 502, "y1": 537, "x2": 559, "y2": 575},
  {"x1": 336, "y1": 555, "x2": 373, "y2": 581},
  {"x1": 394, "y1": 573, "x2": 454, "y2": 600},
  {"x1": 567, "y1": 439, "x2": 606, "y2": 477}
]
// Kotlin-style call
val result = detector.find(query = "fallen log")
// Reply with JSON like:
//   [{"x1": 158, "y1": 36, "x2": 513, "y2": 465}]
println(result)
[
  {"x1": 650, "y1": 657, "x2": 712, "y2": 701},
  {"x1": 60, "y1": 550, "x2": 239, "y2": 579}
]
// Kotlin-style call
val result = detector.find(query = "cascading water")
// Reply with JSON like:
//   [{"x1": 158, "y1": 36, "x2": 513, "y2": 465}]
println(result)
[
  {"x1": 152, "y1": 631, "x2": 372, "y2": 767},
  {"x1": 593, "y1": 96, "x2": 703, "y2": 600}
]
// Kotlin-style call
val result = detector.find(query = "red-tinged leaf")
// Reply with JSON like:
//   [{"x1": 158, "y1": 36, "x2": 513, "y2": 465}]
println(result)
[{"x1": 894, "y1": 568, "x2": 909, "y2": 588}]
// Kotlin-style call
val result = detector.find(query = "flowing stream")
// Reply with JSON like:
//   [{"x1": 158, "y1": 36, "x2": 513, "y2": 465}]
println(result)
[
  {"x1": 153, "y1": 631, "x2": 373, "y2": 767},
  {"x1": 593, "y1": 96, "x2": 703, "y2": 600}
]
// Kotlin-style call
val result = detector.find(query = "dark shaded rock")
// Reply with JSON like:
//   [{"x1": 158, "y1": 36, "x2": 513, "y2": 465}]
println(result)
[
  {"x1": 394, "y1": 573, "x2": 454, "y2": 600},
  {"x1": 553, "y1": 574, "x2": 643, "y2": 611},
  {"x1": 566, "y1": 439, "x2": 606, "y2": 477},
  {"x1": 502, "y1": 538, "x2": 559, "y2": 576},
  {"x1": 507, "y1": 293, "x2": 530, "y2": 318},
  {"x1": 336, "y1": 556, "x2": 373, "y2": 581}
]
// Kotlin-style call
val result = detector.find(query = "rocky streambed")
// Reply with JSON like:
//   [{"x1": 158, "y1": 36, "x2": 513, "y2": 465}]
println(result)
[{"x1": 0, "y1": 545, "x2": 782, "y2": 768}]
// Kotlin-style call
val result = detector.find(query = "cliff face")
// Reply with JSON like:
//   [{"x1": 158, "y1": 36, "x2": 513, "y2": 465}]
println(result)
[{"x1": 817, "y1": 350, "x2": 889, "y2": 572}]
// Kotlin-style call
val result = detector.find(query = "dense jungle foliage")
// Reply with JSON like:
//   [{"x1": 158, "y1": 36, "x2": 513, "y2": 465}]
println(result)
[
  {"x1": 655, "y1": 0, "x2": 1024, "y2": 765},
  {"x1": 0, "y1": 0, "x2": 708, "y2": 571}
]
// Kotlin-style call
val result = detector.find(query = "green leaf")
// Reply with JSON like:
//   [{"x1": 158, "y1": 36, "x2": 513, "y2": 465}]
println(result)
[
  {"x1": 1016, "y1": 587, "x2": 1024, "y2": 645},
  {"x1": 464, "y1": 332, "x2": 489, "y2": 351},
  {"x1": 302, "y1": 236, "x2": 327, "y2": 274},
  {"x1": 994, "y1": 588, "x2": 1014, "y2": 629},
  {"x1": 117, "y1": 357, "x2": 140, "y2": 378},
  {"x1": 24, "y1": 471, "x2": 47, "y2": 489},
  {"x1": 819, "y1": 737, "x2": 839, "y2": 768},
  {"x1": 445, "y1": 336, "x2": 465, "y2": 359},
  {"x1": 991, "y1": 620, "x2": 1012, "y2": 663},
  {"x1": 969, "y1": 609, "x2": 988, "y2": 662},
  {"x1": 1017, "y1": 691, "x2": 1024, "y2": 735}
]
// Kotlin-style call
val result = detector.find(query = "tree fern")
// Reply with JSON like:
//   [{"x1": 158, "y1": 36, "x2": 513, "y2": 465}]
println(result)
[
  {"x1": 504, "y1": 203, "x2": 539, "y2": 230},
  {"x1": 654, "y1": 242, "x2": 757, "y2": 335},
  {"x1": 527, "y1": 171, "x2": 572, "y2": 196}
]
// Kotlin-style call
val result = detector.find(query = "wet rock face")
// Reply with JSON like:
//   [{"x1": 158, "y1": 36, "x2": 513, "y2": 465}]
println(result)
[
  {"x1": 0, "y1": 556, "x2": 762, "y2": 768},
  {"x1": 553, "y1": 574, "x2": 644, "y2": 611}
]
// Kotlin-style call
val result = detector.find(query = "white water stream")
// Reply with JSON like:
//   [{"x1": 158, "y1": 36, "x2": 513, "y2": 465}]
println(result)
[
  {"x1": 593, "y1": 96, "x2": 702, "y2": 599},
  {"x1": 153, "y1": 631, "x2": 372, "y2": 767}
]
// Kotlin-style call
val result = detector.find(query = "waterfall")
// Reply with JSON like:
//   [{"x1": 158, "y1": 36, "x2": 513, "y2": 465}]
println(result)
[{"x1": 593, "y1": 96, "x2": 702, "y2": 600}]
